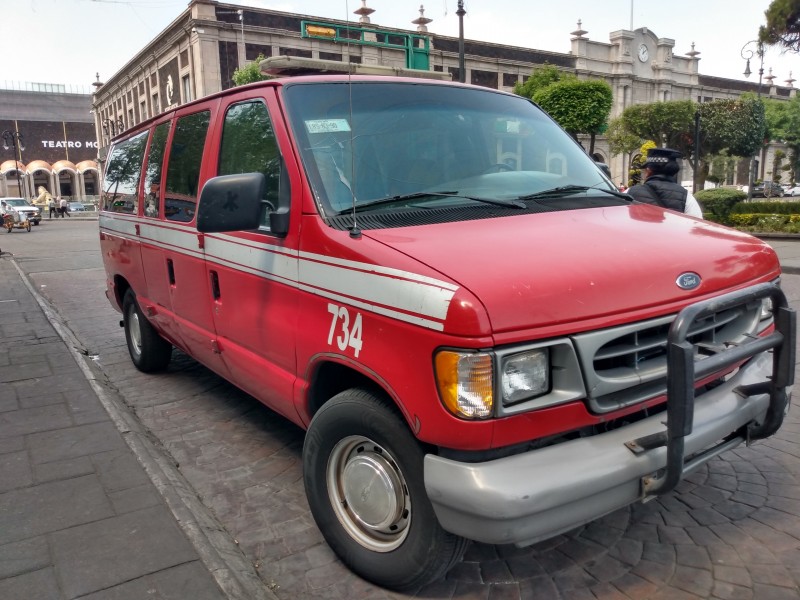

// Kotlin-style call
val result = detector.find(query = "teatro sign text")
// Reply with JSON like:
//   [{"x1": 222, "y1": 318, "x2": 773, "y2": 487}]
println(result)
[{"x1": 41, "y1": 140, "x2": 99, "y2": 149}]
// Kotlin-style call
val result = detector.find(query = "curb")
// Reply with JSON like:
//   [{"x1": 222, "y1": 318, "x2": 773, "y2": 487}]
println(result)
[{"x1": 7, "y1": 257, "x2": 277, "y2": 600}]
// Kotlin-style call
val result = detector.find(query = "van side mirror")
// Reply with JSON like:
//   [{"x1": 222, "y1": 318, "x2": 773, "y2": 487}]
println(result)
[{"x1": 197, "y1": 173, "x2": 265, "y2": 233}]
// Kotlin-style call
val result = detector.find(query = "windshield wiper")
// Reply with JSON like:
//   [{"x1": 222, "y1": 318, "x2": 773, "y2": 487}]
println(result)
[
  {"x1": 339, "y1": 191, "x2": 525, "y2": 214},
  {"x1": 516, "y1": 185, "x2": 631, "y2": 202}
]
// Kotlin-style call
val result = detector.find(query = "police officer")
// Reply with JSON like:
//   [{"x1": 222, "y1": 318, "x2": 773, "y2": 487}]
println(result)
[{"x1": 627, "y1": 147, "x2": 703, "y2": 218}]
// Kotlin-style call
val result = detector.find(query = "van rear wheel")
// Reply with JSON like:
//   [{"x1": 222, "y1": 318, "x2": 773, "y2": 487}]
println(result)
[
  {"x1": 303, "y1": 388, "x2": 467, "y2": 591},
  {"x1": 122, "y1": 289, "x2": 172, "y2": 372}
]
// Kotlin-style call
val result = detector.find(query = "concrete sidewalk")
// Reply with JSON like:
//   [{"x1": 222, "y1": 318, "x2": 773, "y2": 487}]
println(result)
[{"x1": 0, "y1": 257, "x2": 268, "y2": 600}]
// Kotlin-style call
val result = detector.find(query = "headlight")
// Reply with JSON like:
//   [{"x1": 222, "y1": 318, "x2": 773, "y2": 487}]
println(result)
[
  {"x1": 501, "y1": 348, "x2": 550, "y2": 405},
  {"x1": 760, "y1": 296, "x2": 774, "y2": 320},
  {"x1": 434, "y1": 350, "x2": 493, "y2": 419}
]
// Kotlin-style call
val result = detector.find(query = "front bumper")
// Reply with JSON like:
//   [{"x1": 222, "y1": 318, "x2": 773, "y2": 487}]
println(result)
[{"x1": 425, "y1": 283, "x2": 795, "y2": 546}]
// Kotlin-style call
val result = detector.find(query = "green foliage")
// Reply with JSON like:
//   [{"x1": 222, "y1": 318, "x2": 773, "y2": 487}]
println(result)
[
  {"x1": 614, "y1": 100, "x2": 695, "y2": 154},
  {"x1": 232, "y1": 54, "x2": 271, "y2": 86},
  {"x1": 532, "y1": 79, "x2": 613, "y2": 136},
  {"x1": 728, "y1": 213, "x2": 800, "y2": 232},
  {"x1": 513, "y1": 64, "x2": 571, "y2": 98},
  {"x1": 606, "y1": 117, "x2": 641, "y2": 156},
  {"x1": 695, "y1": 188, "x2": 747, "y2": 224},
  {"x1": 731, "y1": 200, "x2": 800, "y2": 214},
  {"x1": 759, "y1": 0, "x2": 800, "y2": 52},
  {"x1": 698, "y1": 96, "x2": 766, "y2": 158},
  {"x1": 765, "y1": 96, "x2": 800, "y2": 182},
  {"x1": 708, "y1": 155, "x2": 737, "y2": 185}
]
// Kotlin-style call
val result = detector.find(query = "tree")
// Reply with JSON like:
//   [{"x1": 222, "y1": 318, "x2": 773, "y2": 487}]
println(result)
[
  {"x1": 697, "y1": 95, "x2": 766, "y2": 158},
  {"x1": 606, "y1": 118, "x2": 642, "y2": 157},
  {"x1": 513, "y1": 64, "x2": 571, "y2": 98},
  {"x1": 532, "y1": 79, "x2": 613, "y2": 153},
  {"x1": 612, "y1": 100, "x2": 696, "y2": 156},
  {"x1": 514, "y1": 65, "x2": 613, "y2": 155},
  {"x1": 232, "y1": 54, "x2": 271, "y2": 86},
  {"x1": 759, "y1": 0, "x2": 800, "y2": 53},
  {"x1": 607, "y1": 98, "x2": 766, "y2": 188},
  {"x1": 765, "y1": 96, "x2": 800, "y2": 182}
]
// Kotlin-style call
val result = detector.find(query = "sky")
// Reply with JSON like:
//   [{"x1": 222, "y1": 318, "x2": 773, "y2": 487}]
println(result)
[{"x1": 2, "y1": 0, "x2": 798, "y2": 92}]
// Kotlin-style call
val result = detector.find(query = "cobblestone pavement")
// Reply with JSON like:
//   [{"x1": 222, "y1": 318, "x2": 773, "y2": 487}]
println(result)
[{"x1": 8, "y1": 223, "x2": 800, "y2": 599}]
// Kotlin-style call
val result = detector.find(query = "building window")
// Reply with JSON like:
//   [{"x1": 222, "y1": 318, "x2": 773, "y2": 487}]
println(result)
[
  {"x1": 471, "y1": 70, "x2": 498, "y2": 89},
  {"x1": 502, "y1": 73, "x2": 519, "y2": 88},
  {"x1": 181, "y1": 75, "x2": 192, "y2": 103},
  {"x1": 140, "y1": 101, "x2": 147, "y2": 121},
  {"x1": 152, "y1": 93, "x2": 160, "y2": 115}
]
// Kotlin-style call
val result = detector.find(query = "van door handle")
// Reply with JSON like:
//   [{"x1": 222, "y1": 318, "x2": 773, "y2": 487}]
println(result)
[
  {"x1": 167, "y1": 259, "x2": 175, "y2": 285},
  {"x1": 210, "y1": 271, "x2": 221, "y2": 300}
]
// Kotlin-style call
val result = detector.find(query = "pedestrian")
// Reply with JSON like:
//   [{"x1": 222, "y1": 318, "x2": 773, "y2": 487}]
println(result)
[
  {"x1": 59, "y1": 196, "x2": 70, "y2": 218},
  {"x1": 50, "y1": 196, "x2": 57, "y2": 219},
  {"x1": 626, "y1": 148, "x2": 703, "y2": 218}
]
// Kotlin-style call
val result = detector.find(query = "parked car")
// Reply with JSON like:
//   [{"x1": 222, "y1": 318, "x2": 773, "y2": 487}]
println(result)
[
  {"x1": 785, "y1": 184, "x2": 800, "y2": 197},
  {"x1": 0, "y1": 197, "x2": 42, "y2": 225},
  {"x1": 68, "y1": 201, "x2": 85, "y2": 212},
  {"x1": 751, "y1": 181, "x2": 785, "y2": 198}
]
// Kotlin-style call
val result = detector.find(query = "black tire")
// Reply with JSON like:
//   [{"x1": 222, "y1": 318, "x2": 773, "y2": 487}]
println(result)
[
  {"x1": 303, "y1": 388, "x2": 468, "y2": 591},
  {"x1": 122, "y1": 289, "x2": 172, "y2": 372}
]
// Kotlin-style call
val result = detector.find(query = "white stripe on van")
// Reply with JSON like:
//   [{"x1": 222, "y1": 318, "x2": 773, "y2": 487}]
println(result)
[{"x1": 99, "y1": 215, "x2": 457, "y2": 330}]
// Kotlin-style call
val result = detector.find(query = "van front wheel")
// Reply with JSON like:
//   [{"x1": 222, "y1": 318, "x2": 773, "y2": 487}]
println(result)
[
  {"x1": 122, "y1": 289, "x2": 172, "y2": 372},
  {"x1": 303, "y1": 388, "x2": 467, "y2": 591}
]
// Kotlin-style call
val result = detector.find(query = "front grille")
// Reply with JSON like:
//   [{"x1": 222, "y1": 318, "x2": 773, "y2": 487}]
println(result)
[{"x1": 572, "y1": 301, "x2": 764, "y2": 413}]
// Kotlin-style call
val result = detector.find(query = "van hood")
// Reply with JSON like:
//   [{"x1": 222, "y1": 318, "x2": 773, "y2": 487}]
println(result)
[{"x1": 363, "y1": 205, "x2": 779, "y2": 334}]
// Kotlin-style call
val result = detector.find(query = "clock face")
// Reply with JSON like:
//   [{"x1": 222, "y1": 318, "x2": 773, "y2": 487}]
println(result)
[{"x1": 638, "y1": 43, "x2": 649, "y2": 62}]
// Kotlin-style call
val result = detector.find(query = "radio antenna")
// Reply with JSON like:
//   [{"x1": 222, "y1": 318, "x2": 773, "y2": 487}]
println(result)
[{"x1": 345, "y1": 1, "x2": 361, "y2": 239}]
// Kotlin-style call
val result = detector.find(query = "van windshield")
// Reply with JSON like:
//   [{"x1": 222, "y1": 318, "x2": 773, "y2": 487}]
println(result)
[{"x1": 282, "y1": 81, "x2": 615, "y2": 218}]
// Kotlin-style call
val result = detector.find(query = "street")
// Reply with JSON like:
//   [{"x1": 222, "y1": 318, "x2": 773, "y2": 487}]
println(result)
[{"x1": 3, "y1": 220, "x2": 800, "y2": 600}]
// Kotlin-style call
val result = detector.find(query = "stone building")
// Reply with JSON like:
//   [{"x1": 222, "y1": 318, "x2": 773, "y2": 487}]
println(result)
[
  {"x1": 0, "y1": 83, "x2": 100, "y2": 202},
  {"x1": 91, "y1": 0, "x2": 796, "y2": 185}
]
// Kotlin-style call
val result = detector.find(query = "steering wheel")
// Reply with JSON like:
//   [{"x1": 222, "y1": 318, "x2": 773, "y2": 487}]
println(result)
[{"x1": 483, "y1": 163, "x2": 515, "y2": 174}]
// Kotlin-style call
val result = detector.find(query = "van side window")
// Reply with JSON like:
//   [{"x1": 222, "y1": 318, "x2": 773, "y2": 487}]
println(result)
[
  {"x1": 218, "y1": 100, "x2": 281, "y2": 228},
  {"x1": 102, "y1": 131, "x2": 148, "y2": 213},
  {"x1": 143, "y1": 122, "x2": 170, "y2": 218},
  {"x1": 164, "y1": 110, "x2": 210, "y2": 222}
]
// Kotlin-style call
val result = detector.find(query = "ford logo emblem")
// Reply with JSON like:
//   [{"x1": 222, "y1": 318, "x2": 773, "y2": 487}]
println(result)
[{"x1": 676, "y1": 272, "x2": 701, "y2": 290}]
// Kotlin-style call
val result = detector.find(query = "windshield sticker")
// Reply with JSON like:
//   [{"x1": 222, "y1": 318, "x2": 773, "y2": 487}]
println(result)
[{"x1": 305, "y1": 119, "x2": 351, "y2": 134}]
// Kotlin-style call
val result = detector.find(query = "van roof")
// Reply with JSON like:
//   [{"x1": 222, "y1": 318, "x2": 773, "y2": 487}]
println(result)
[{"x1": 107, "y1": 74, "x2": 509, "y2": 144}]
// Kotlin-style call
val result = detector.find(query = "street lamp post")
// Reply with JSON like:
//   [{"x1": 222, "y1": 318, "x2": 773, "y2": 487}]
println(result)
[
  {"x1": 456, "y1": 1, "x2": 466, "y2": 83},
  {"x1": 693, "y1": 110, "x2": 700, "y2": 194},
  {"x1": 741, "y1": 40, "x2": 765, "y2": 201},
  {"x1": 219, "y1": 9, "x2": 245, "y2": 67},
  {"x1": 2, "y1": 130, "x2": 25, "y2": 198}
]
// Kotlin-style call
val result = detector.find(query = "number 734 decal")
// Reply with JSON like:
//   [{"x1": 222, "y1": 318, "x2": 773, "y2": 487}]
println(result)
[{"x1": 327, "y1": 303, "x2": 363, "y2": 357}]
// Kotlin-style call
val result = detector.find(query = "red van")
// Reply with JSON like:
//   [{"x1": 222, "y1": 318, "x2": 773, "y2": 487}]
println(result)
[{"x1": 99, "y1": 75, "x2": 795, "y2": 590}]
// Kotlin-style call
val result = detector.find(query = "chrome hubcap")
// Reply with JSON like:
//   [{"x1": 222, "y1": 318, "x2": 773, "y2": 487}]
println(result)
[
  {"x1": 327, "y1": 435, "x2": 411, "y2": 552},
  {"x1": 129, "y1": 310, "x2": 142, "y2": 356}
]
